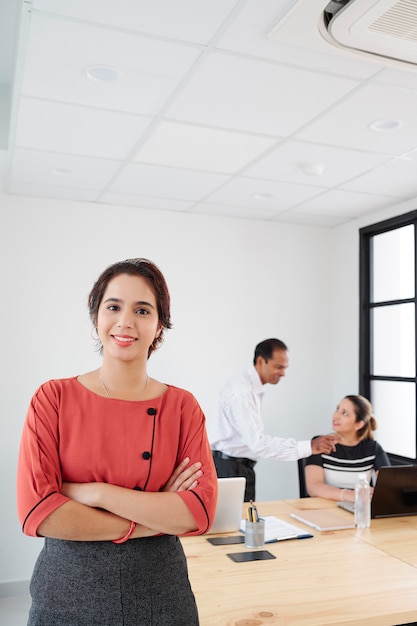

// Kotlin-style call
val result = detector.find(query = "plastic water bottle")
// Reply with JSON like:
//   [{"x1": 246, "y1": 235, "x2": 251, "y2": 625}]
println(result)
[{"x1": 354, "y1": 473, "x2": 371, "y2": 528}]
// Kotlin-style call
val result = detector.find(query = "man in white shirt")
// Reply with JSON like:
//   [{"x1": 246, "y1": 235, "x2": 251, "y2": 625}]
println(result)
[{"x1": 209, "y1": 338, "x2": 338, "y2": 501}]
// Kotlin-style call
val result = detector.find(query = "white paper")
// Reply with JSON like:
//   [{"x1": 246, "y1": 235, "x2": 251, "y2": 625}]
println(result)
[{"x1": 240, "y1": 515, "x2": 312, "y2": 542}]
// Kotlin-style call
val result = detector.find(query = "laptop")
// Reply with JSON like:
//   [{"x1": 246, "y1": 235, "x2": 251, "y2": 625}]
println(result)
[
  {"x1": 206, "y1": 477, "x2": 246, "y2": 534},
  {"x1": 338, "y1": 465, "x2": 417, "y2": 519}
]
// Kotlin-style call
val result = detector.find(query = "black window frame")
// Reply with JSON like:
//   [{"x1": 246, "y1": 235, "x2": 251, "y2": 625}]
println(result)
[{"x1": 359, "y1": 209, "x2": 417, "y2": 465}]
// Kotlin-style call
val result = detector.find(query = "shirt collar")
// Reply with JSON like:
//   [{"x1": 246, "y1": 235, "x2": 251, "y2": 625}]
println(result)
[{"x1": 248, "y1": 365, "x2": 264, "y2": 397}]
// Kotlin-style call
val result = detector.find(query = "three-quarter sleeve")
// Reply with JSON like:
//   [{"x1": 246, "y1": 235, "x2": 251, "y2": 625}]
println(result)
[
  {"x1": 17, "y1": 383, "x2": 71, "y2": 536},
  {"x1": 169, "y1": 391, "x2": 218, "y2": 535}
]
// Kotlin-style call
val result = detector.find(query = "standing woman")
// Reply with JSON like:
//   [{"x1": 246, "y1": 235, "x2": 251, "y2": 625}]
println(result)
[
  {"x1": 17, "y1": 258, "x2": 218, "y2": 626},
  {"x1": 305, "y1": 395, "x2": 390, "y2": 503}
]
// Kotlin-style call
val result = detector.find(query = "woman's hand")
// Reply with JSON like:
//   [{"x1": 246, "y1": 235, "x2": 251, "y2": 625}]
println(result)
[{"x1": 162, "y1": 457, "x2": 203, "y2": 492}]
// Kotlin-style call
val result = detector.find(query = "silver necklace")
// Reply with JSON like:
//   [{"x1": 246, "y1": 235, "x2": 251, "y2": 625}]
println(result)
[{"x1": 99, "y1": 370, "x2": 149, "y2": 400}]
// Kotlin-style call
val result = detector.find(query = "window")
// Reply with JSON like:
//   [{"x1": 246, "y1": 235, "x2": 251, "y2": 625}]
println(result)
[{"x1": 360, "y1": 210, "x2": 417, "y2": 462}]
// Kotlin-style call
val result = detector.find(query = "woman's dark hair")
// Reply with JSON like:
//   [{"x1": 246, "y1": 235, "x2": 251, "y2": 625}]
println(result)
[
  {"x1": 88, "y1": 258, "x2": 172, "y2": 358},
  {"x1": 345, "y1": 394, "x2": 377, "y2": 441},
  {"x1": 253, "y1": 338, "x2": 288, "y2": 365}
]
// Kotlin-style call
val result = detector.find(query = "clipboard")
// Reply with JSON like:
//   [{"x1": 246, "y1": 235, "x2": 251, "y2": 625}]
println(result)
[{"x1": 290, "y1": 509, "x2": 355, "y2": 531}]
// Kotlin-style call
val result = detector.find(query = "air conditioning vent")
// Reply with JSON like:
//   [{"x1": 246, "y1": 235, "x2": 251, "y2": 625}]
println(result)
[
  {"x1": 268, "y1": 0, "x2": 417, "y2": 68},
  {"x1": 322, "y1": 0, "x2": 417, "y2": 65},
  {"x1": 369, "y1": 2, "x2": 417, "y2": 42}
]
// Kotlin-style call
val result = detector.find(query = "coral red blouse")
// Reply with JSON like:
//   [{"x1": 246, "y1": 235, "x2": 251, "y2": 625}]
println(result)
[{"x1": 17, "y1": 377, "x2": 218, "y2": 537}]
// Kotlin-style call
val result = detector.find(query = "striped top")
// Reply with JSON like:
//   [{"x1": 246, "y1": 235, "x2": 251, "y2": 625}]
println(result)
[{"x1": 305, "y1": 439, "x2": 390, "y2": 488}]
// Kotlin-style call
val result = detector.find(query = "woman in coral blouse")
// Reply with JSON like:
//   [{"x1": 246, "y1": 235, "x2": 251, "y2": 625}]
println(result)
[{"x1": 17, "y1": 258, "x2": 218, "y2": 626}]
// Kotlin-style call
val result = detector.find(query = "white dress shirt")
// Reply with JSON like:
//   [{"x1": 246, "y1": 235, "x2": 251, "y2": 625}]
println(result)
[{"x1": 208, "y1": 366, "x2": 311, "y2": 462}]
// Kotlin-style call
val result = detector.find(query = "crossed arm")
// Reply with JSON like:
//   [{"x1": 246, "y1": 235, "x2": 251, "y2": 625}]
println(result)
[{"x1": 37, "y1": 458, "x2": 203, "y2": 541}]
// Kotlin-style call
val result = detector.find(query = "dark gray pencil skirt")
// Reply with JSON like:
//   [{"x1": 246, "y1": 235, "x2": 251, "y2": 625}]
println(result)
[{"x1": 28, "y1": 535, "x2": 199, "y2": 626}]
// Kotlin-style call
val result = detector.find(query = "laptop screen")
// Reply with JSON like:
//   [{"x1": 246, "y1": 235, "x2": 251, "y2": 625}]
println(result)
[
  {"x1": 206, "y1": 477, "x2": 246, "y2": 534},
  {"x1": 372, "y1": 465, "x2": 417, "y2": 518}
]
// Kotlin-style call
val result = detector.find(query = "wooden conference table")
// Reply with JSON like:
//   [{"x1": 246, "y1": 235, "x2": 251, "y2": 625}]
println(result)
[{"x1": 181, "y1": 498, "x2": 417, "y2": 626}]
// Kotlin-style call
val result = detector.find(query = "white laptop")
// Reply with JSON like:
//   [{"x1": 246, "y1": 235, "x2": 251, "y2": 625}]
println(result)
[{"x1": 206, "y1": 477, "x2": 246, "y2": 534}]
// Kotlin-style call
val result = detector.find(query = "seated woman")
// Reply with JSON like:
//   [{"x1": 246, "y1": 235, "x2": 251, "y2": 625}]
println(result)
[{"x1": 305, "y1": 395, "x2": 390, "y2": 503}]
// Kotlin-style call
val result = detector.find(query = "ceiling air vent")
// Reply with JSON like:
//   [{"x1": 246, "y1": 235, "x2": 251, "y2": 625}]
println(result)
[
  {"x1": 321, "y1": 0, "x2": 417, "y2": 65},
  {"x1": 268, "y1": 0, "x2": 417, "y2": 68}
]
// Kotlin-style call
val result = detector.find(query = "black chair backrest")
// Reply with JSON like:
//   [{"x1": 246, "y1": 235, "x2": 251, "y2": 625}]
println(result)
[{"x1": 298, "y1": 458, "x2": 310, "y2": 498}]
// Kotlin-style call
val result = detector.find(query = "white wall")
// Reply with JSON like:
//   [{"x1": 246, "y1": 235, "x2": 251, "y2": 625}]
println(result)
[{"x1": 1, "y1": 185, "x2": 415, "y2": 584}]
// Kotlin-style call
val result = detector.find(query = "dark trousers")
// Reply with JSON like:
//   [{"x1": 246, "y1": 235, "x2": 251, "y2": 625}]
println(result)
[{"x1": 212, "y1": 451, "x2": 256, "y2": 502}]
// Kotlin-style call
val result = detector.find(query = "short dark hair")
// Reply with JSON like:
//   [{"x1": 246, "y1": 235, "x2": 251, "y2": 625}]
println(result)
[
  {"x1": 253, "y1": 338, "x2": 288, "y2": 365},
  {"x1": 88, "y1": 258, "x2": 172, "y2": 358}
]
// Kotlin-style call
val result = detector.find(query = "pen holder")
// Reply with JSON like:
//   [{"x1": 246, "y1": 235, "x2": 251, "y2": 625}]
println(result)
[{"x1": 245, "y1": 518, "x2": 265, "y2": 549}]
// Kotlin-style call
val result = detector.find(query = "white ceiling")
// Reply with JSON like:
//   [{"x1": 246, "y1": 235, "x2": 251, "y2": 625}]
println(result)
[{"x1": 3, "y1": 0, "x2": 417, "y2": 227}]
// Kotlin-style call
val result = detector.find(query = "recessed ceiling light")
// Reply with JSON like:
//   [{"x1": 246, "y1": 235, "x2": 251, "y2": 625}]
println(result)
[
  {"x1": 51, "y1": 168, "x2": 72, "y2": 176},
  {"x1": 369, "y1": 119, "x2": 402, "y2": 131},
  {"x1": 85, "y1": 65, "x2": 120, "y2": 82},
  {"x1": 302, "y1": 163, "x2": 324, "y2": 176},
  {"x1": 252, "y1": 193, "x2": 273, "y2": 200}
]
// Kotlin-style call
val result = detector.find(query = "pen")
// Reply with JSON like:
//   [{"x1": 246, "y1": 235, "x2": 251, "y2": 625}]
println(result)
[
  {"x1": 265, "y1": 534, "x2": 313, "y2": 543},
  {"x1": 249, "y1": 500, "x2": 259, "y2": 522}
]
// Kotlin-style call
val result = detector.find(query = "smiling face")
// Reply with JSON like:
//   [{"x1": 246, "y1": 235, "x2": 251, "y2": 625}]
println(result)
[
  {"x1": 96, "y1": 273, "x2": 161, "y2": 363},
  {"x1": 332, "y1": 398, "x2": 364, "y2": 440},
  {"x1": 256, "y1": 349, "x2": 289, "y2": 385}
]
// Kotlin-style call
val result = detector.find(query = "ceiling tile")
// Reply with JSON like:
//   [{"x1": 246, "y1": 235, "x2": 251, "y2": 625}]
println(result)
[
  {"x1": 404, "y1": 148, "x2": 417, "y2": 160},
  {"x1": 371, "y1": 67, "x2": 417, "y2": 91},
  {"x1": 166, "y1": 52, "x2": 359, "y2": 136},
  {"x1": 32, "y1": 0, "x2": 240, "y2": 44},
  {"x1": 101, "y1": 192, "x2": 194, "y2": 212},
  {"x1": 133, "y1": 121, "x2": 277, "y2": 173},
  {"x1": 216, "y1": 0, "x2": 381, "y2": 79},
  {"x1": 242, "y1": 140, "x2": 392, "y2": 187},
  {"x1": 204, "y1": 176, "x2": 326, "y2": 212},
  {"x1": 341, "y1": 156, "x2": 417, "y2": 198},
  {"x1": 8, "y1": 181, "x2": 100, "y2": 202},
  {"x1": 191, "y1": 201, "x2": 277, "y2": 220},
  {"x1": 298, "y1": 83, "x2": 417, "y2": 154},
  {"x1": 21, "y1": 14, "x2": 202, "y2": 115},
  {"x1": 15, "y1": 98, "x2": 152, "y2": 159},
  {"x1": 109, "y1": 162, "x2": 229, "y2": 200},
  {"x1": 290, "y1": 189, "x2": 399, "y2": 218},
  {"x1": 10, "y1": 148, "x2": 122, "y2": 189}
]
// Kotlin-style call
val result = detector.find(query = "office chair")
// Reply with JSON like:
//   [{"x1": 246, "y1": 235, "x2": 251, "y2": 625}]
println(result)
[{"x1": 298, "y1": 458, "x2": 310, "y2": 498}]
